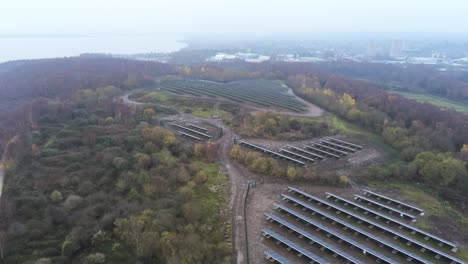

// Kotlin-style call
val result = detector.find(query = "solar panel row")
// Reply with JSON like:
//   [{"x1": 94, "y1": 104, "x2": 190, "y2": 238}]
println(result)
[
  {"x1": 270, "y1": 206, "x2": 398, "y2": 264},
  {"x1": 278, "y1": 148, "x2": 316, "y2": 163},
  {"x1": 318, "y1": 192, "x2": 454, "y2": 251},
  {"x1": 353, "y1": 194, "x2": 417, "y2": 221},
  {"x1": 172, "y1": 123, "x2": 212, "y2": 140},
  {"x1": 287, "y1": 145, "x2": 325, "y2": 160},
  {"x1": 265, "y1": 214, "x2": 362, "y2": 264},
  {"x1": 312, "y1": 142, "x2": 348, "y2": 156},
  {"x1": 326, "y1": 137, "x2": 363, "y2": 150},
  {"x1": 237, "y1": 140, "x2": 306, "y2": 166},
  {"x1": 281, "y1": 194, "x2": 431, "y2": 264},
  {"x1": 320, "y1": 140, "x2": 357, "y2": 152},
  {"x1": 325, "y1": 192, "x2": 417, "y2": 223},
  {"x1": 186, "y1": 122, "x2": 208, "y2": 132},
  {"x1": 261, "y1": 228, "x2": 330, "y2": 264},
  {"x1": 304, "y1": 144, "x2": 341, "y2": 159},
  {"x1": 264, "y1": 249, "x2": 292, "y2": 264},
  {"x1": 363, "y1": 190, "x2": 426, "y2": 217},
  {"x1": 178, "y1": 132, "x2": 202, "y2": 141},
  {"x1": 287, "y1": 188, "x2": 464, "y2": 264}
]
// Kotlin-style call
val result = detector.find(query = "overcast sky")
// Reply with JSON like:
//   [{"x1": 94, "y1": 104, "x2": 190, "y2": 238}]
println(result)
[{"x1": 1, "y1": 0, "x2": 468, "y2": 36}]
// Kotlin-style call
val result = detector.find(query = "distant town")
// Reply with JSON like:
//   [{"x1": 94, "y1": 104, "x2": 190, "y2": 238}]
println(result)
[{"x1": 110, "y1": 38, "x2": 468, "y2": 71}]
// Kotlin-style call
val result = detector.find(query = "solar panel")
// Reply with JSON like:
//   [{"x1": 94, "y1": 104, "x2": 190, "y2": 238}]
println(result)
[
  {"x1": 303, "y1": 145, "x2": 341, "y2": 159},
  {"x1": 172, "y1": 123, "x2": 212, "y2": 139},
  {"x1": 264, "y1": 249, "x2": 293, "y2": 264},
  {"x1": 178, "y1": 132, "x2": 203, "y2": 141},
  {"x1": 268, "y1": 209, "x2": 398, "y2": 264},
  {"x1": 322, "y1": 191, "x2": 453, "y2": 251},
  {"x1": 265, "y1": 213, "x2": 397, "y2": 264},
  {"x1": 312, "y1": 142, "x2": 348, "y2": 156},
  {"x1": 186, "y1": 122, "x2": 208, "y2": 132},
  {"x1": 279, "y1": 148, "x2": 316, "y2": 162},
  {"x1": 354, "y1": 194, "x2": 417, "y2": 221},
  {"x1": 286, "y1": 189, "x2": 464, "y2": 264},
  {"x1": 321, "y1": 140, "x2": 357, "y2": 152},
  {"x1": 280, "y1": 194, "x2": 431, "y2": 264},
  {"x1": 261, "y1": 229, "x2": 330, "y2": 264},
  {"x1": 287, "y1": 145, "x2": 325, "y2": 160},
  {"x1": 238, "y1": 140, "x2": 306, "y2": 166},
  {"x1": 264, "y1": 215, "x2": 362, "y2": 264},
  {"x1": 326, "y1": 137, "x2": 363, "y2": 149},
  {"x1": 363, "y1": 190, "x2": 425, "y2": 216}
]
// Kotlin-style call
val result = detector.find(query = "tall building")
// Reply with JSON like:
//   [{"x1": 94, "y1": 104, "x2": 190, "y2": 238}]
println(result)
[
  {"x1": 366, "y1": 40, "x2": 377, "y2": 57},
  {"x1": 390, "y1": 40, "x2": 407, "y2": 58}
]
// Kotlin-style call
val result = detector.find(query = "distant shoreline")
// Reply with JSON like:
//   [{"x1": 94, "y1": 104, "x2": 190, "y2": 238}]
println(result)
[{"x1": 0, "y1": 35, "x2": 186, "y2": 63}]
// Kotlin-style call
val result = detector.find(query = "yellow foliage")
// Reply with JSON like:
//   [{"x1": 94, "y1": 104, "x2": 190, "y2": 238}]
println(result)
[
  {"x1": 461, "y1": 144, "x2": 468, "y2": 152},
  {"x1": 183, "y1": 66, "x2": 191, "y2": 76},
  {"x1": 339, "y1": 93, "x2": 356, "y2": 108}
]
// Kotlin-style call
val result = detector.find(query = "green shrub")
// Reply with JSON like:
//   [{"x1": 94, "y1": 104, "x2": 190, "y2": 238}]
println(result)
[
  {"x1": 63, "y1": 195, "x2": 84, "y2": 212},
  {"x1": 50, "y1": 190, "x2": 63, "y2": 203}
]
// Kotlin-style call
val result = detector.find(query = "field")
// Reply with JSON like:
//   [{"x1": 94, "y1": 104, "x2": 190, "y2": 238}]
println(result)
[
  {"x1": 158, "y1": 79, "x2": 308, "y2": 112},
  {"x1": 391, "y1": 91, "x2": 468, "y2": 114}
]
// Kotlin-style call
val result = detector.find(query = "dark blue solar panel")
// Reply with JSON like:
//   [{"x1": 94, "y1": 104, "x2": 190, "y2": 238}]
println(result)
[
  {"x1": 264, "y1": 249, "x2": 292, "y2": 264},
  {"x1": 264, "y1": 216, "x2": 362, "y2": 264},
  {"x1": 281, "y1": 194, "x2": 431, "y2": 264},
  {"x1": 268, "y1": 210, "x2": 398, "y2": 264},
  {"x1": 262, "y1": 229, "x2": 330, "y2": 264}
]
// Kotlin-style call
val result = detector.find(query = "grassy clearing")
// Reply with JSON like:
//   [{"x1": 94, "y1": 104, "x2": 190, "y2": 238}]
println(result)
[
  {"x1": 367, "y1": 182, "x2": 468, "y2": 261},
  {"x1": 130, "y1": 91, "x2": 170, "y2": 103},
  {"x1": 390, "y1": 91, "x2": 468, "y2": 115},
  {"x1": 325, "y1": 114, "x2": 399, "y2": 157},
  {"x1": 369, "y1": 182, "x2": 468, "y2": 228},
  {"x1": 190, "y1": 107, "x2": 231, "y2": 119}
]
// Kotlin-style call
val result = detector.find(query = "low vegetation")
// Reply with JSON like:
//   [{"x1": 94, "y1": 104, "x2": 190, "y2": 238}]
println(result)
[
  {"x1": 229, "y1": 144, "x2": 348, "y2": 186},
  {"x1": 0, "y1": 89, "x2": 230, "y2": 263},
  {"x1": 390, "y1": 91, "x2": 468, "y2": 114}
]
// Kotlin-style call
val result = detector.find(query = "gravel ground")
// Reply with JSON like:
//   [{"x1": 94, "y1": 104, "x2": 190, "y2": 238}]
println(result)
[{"x1": 246, "y1": 182, "x2": 356, "y2": 264}]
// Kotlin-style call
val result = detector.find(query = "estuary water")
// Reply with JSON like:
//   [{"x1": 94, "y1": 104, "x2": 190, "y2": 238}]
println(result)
[{"x1": 0, "y1": 34, "x2": 186, "y2": 63}]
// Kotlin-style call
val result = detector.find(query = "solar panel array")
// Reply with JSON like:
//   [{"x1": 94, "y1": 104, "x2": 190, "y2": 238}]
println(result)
[
  {"x1": 159, "y1": 79, "x2": 308, "y2": 112},
  {"x1": 171, "y1": 123, "x2": 212, "y2": 141},
  {"x1": 261, "y1": 187, "x2": 465, "y2": 264},
  {"x1": 237, "y1": 137, "x2": 362, "y2": 167}
]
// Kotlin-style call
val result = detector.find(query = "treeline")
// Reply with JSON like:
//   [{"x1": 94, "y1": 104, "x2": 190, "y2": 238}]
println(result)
[
  {"x1": 0, "y1": 88, "x2": 230, "y2": 263},
  {"x1": 285, "y1": 73, "x2": 468, "y2": 206},
  {"x1": 287, "y1": 74, "x2": 468, "y2": 153},
  {"x1": 312, "y1": 61, "x2": 468, "y2": 101},
  {"x1": 0, "y1": 57, "x2": 173, "y2": 103},
  {"x1": 0, "y1": 57, "x2": 174, "y2": 156}
]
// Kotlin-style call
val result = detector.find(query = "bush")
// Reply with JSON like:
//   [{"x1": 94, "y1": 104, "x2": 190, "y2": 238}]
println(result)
[
  {"x1": 63, "y1": 195, "x2": 84, "y2": 212},
  {"x1": 65, "y1": 162, "x2": 82, "y2": 172},
  {"x1": 50, "y1": 190, "x2": 63, "y2": 203},
  {"x1": 35, "y1": 258, "x2": 52, "y2": 264},
  {"x1": 112, "y1": 157, "x2": 129, "y2": 170},
  {"x1": 104, "y1": 117, "x2": 114, "y2": 125},
  {"x1": 338, "y1": 175, "x2": 349, "y2": 186},
  {"x1": 85, "y1": 253, "x2": 106, "y2": 264},
  {"x1": 61, "y1": 230, "x2": 82, "y2": 257}
]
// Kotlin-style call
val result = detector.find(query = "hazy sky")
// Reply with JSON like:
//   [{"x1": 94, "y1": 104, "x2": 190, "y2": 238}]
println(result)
[{"x1": 1, "y1": 0, "x2": 468, "y2": 35}]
